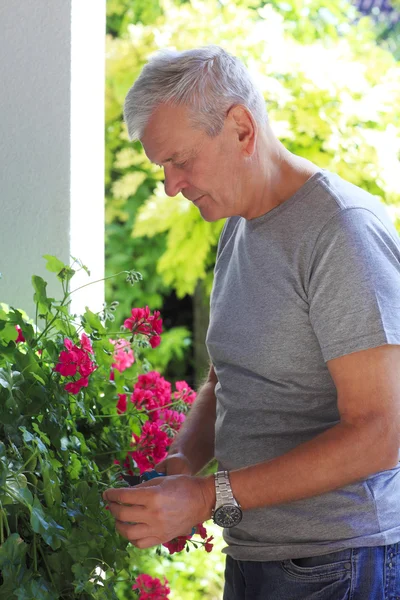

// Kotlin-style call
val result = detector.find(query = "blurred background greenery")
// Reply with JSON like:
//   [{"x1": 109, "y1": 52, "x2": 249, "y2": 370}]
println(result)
[{"x1": 105, "y1": 1, "x2": 400, "y2": 596}]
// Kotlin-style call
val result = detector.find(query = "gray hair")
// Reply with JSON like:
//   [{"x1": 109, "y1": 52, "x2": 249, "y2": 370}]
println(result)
[{"x1": 124, "y1": 45, "x2": 268, "y2": 140}]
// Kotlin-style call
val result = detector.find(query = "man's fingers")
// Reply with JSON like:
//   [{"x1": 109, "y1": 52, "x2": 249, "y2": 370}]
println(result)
[
  {"x1": 103, "y1": 486, "x2": 154, "y2": 504},
  {"x1": 115, "y1": 521, "x2": 157, "y2": 543},
  {"x1": 107, "y1": 502, "x2": 147, "y2": 523}
]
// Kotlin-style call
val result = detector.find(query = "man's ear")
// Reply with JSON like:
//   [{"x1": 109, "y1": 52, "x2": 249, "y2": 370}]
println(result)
[{"x1": 227, "y1": 105, "x2": 257, "y2": 157}]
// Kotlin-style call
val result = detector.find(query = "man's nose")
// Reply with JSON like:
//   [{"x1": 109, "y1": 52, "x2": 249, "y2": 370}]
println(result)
[{"x1": 163, "y1": 165, "x2": 187, "y2": 197}]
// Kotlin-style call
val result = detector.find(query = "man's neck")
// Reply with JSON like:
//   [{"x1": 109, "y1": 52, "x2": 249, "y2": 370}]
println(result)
[{"x1": 243, "y1": 145, "x2": 320, "y2": 221}]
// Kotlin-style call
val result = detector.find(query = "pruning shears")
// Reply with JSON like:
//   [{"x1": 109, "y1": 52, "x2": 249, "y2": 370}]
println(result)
[
  {"x1": 120, "y1": 469, "x2": 196, "y2": 536},
  {"x1": 121, "y1": 469, "x2": 165, "y2": 487}
]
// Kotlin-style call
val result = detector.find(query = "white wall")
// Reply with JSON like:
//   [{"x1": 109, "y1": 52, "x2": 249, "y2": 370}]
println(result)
[{"x1": 0, "y1": 0, "x2": 105, "y2": 320}]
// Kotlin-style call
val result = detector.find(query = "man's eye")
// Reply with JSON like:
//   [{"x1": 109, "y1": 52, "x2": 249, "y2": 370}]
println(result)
[{"x1": 175, "y1": 160, "x2": 187, "y2": 169}]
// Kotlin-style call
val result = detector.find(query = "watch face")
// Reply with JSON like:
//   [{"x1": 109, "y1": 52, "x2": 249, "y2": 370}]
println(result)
[{"x1": 214, "y1": 504, "x2": 243, "y2": 528}]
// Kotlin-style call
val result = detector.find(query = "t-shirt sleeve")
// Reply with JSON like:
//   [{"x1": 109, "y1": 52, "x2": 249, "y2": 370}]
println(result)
[{"x1": 307, "y1": 207, "x2": 400, "y2": 362}]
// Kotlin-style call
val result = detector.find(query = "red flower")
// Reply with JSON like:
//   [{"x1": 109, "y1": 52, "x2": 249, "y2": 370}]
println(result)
[
  {"x1": 204, "y1": 535, "x2": 214, "y2": 553},
  {"x1": 149, "y1": 335, "x2": 161, "y2": 349},
  {"x1": 124, "y1": 307, "x2": 150, "y2": 330},
  {"x1": 123, "y1": 306, "x2": 163, "y2": 348},
  {"x1": 195, "y1": 523, "x2": 208, "y2": 539},
  {"x1": 162, "y1": 535, "x2": 190, "y2": 555},
  {"x1": 131, "y1": 372, "x2": 171, "y2": 420},
  {"x1": 55, "y1": 349, "x2": 79, "y2": 377},
  {"x1": 15, "y1": 326, "x2": 25, "y2": 343},
  {"x1": 55, "y1": 336, "x2": 96, "y2": 394},
  {"x1": 64, "y1": 377, "x2": 88, "y2": 394},
  {"x1": 132, "y1": 574, "x2": 170, "y2": 600},
  {"x1": 126, "y1": 421, "x2": 169, "y2": 475},
  {"x1": 174, "y1": 381, "x2": 196, "y2": 406},
  {"x1": 116, "y1": 393, "x2": 127, "y2": 414}
]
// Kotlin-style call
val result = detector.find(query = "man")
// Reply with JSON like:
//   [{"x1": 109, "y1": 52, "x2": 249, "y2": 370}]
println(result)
[{"x1": 104, "y1": 46, "x2": 400, "y2": 599}]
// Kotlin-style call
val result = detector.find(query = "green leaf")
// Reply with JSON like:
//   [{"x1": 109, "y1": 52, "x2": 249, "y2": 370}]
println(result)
[
  {"x1": 30, "y1": 496, "x2": 65, "y2": 550},
  {"x1": 82, "y1": 307, "x2": 106, "y2": 335},
  {"x1": 15, "y1": 579, "x2": 56, "y2": 600},
  {"x1": 32, "y1": 275, "x2": 51, "y2": 315},
  {"x1": 53, "y1": 318, "x2": 72, "y2": 335},
  {"x1": 0, "y1": 534, "x2": 28, "y2": 586},
  {"x1": 0, "y1": 323, "x2": 18, "y2": 343},
  {"x1": 43, "y1": 255, "x2": 66, "y2": 274},
  {"x1": 32, "y1": 422, "x2": 51, "y2": 446},
  {"x1": 32, "y1": 372, "x2": 46, "y2": 385},
  {"x1": 2, "y1": 473, "x2": 33, "y2": 506},
  {"x1": 68, "y1": 454, "x2": 82, "y2": 480},
  {"x1": 0, "y1": 367, "x2": 11, "y2": 389},
  {"x1": 19, "y1": 426, "x2": 47, "y2": 454}
]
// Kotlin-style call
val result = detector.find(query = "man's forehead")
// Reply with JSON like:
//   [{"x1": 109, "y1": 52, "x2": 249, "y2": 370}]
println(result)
[{"x1": 141, "y1": 106, "x2": 196, "y2": 165}]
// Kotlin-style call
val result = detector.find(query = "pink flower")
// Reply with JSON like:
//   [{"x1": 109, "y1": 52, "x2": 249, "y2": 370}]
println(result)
[
  {"x1": 116, "y1": 393, "x2": 127, "y2": 414},
  {"x1": 80, "y1": 333, "x2": 93, "y2": 354},
  {"x1": 174, "y1": 381, "x2": 196, "y2": 406},
  {"x1": 110, "y1": 338, "x2": 134, "y2": 373},
  {"x1": 64, "y1": 377, "x2": 88, "y2": 394},
  {"x1": 132, "y1": 574, "x2": 170, "y2": 600},
  {"x1": 15, "y1": 326, "x2": 25, "y2": 343},
  {"x1": 156, "y1": 409, "x2": 185, "y2": 436}
]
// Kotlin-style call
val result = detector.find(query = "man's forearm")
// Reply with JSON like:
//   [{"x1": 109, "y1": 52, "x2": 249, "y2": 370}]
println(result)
[
  {"x1": 168, "y1": 377, "x2": 216, "y2": 475},
  {"x1": 200, "y1": 414, "x2": 398, "y2": 515}
]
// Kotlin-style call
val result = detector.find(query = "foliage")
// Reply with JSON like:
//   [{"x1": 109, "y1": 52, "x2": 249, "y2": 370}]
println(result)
[
  {"x1": 0, "y1": 257, "x2": 215, "y2": 599},
  {"x1": 106, "y1": 0, "x2": 400, "y2": 307}
]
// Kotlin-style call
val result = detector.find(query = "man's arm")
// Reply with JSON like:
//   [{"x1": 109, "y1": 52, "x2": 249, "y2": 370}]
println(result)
[
  {"x1": 201, "y1": 344, "x2": 400, "y2": 512},
  {"x1": 157, "y1": 364, "x2": 217, "y2": 476}
]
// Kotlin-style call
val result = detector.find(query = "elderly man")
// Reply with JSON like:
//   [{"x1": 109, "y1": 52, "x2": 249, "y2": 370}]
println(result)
[{"x1": 104, "y1": 46, "x2": 400, "y2": 599}]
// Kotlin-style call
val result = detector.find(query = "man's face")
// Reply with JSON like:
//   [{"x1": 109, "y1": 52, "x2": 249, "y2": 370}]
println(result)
[{"x1": 140, "y1": 103, "x2": 243, "y2": 222}]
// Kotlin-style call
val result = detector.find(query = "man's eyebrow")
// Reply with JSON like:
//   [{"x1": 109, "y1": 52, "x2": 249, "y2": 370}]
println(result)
[{"x1": 155, "y1": 150, "x2": 192, "y2": 165}]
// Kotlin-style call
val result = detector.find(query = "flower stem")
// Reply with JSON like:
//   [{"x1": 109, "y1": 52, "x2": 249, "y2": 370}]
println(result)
[
  {"x1": 33, "y1": 533, "x2": 37, "y2": 571},
  {"x1": 66, "y1": 271, "x2": 131, "y2": 298},
  {"x1": 0, "y1": 509, "x2": 4, "y2": 545},
  {"x1": 39, "y1": 545, "x2": 58, "y2": 592},
  {"x1": 0, "y1": 501, "x2": 10, "y2": 538}
]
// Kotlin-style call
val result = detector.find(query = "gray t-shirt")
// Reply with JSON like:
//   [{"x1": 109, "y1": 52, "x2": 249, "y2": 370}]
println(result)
[{"x1": 206, "y1": 169, "x2": 400, "y2": 561}]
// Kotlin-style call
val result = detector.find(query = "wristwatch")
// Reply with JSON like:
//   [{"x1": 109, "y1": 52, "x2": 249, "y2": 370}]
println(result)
[{"x1": 212, "y1": 470, "x2": 243, "y2": 528}]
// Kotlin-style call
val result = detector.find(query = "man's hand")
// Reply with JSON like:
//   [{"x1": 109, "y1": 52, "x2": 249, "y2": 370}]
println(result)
[
  {"x1": 103, "y1": 474, "x2": 215, "y2": 549},
  {"x1": 155, "y1": 452, "x2": 193, "y2": 476}
]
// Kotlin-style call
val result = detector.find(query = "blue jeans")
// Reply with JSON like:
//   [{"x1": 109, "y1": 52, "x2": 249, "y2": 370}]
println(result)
[{"x1": 223, "y1": 544, "x2": 400, "y2": 599}]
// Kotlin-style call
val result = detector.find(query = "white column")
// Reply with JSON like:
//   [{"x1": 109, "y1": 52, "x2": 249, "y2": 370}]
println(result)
[{"x1": 0, "y1": 0, "x2": 105, "y2": 321}]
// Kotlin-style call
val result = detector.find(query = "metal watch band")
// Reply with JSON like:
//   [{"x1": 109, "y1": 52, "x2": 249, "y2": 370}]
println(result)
[{"x1": 214, "y1": 470, "x2": 240, "y2": 508}]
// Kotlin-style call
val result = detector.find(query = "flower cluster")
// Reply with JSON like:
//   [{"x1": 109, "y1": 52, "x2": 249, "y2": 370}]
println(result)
[
  {"x1": 131, "y1": 372, "x2": 172, "y2": 421},
  {"x1": 119, "y1": 373, "x2": 197, "y2": 474},
  {"x1": 124, "y1": 306, "x2": 163, "y2": 349},
  {"x1": 162, "y1": 523, "x2": 214, "y2": 555},
  {"x1": 132, "y1": 574, "x2": 170, "y2": 600},
  {"x1": 174, "y1": 380, "x2": 196, "y2": 407},
  {"x1": 126, "y1": 421, "x2": 170, "y2": 474},
  {"x1": 54, "y1": 333, "x2": 96, "y2": 394}
]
